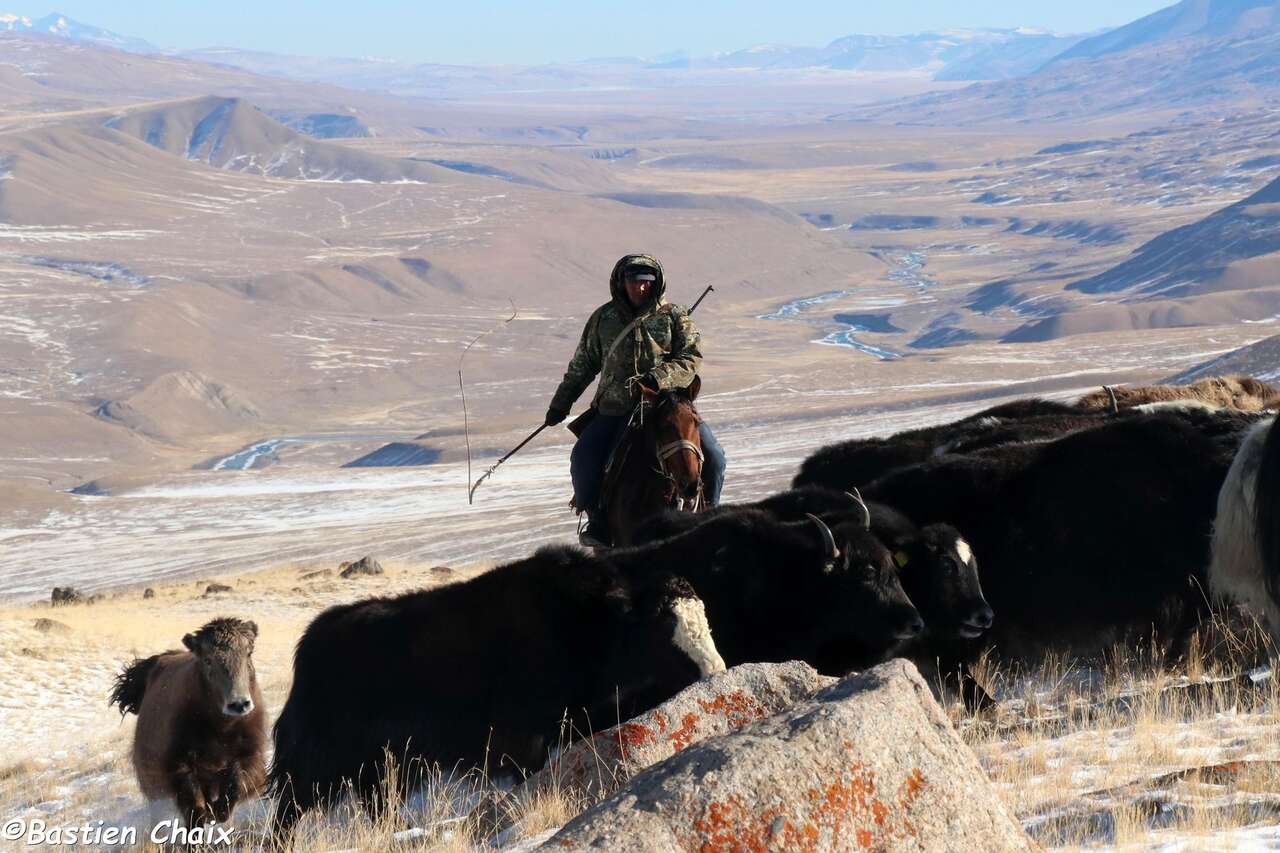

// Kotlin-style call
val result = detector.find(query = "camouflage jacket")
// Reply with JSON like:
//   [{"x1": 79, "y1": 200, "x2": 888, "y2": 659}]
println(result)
[{"x1": 550, "y1": 254, "x2": 703, "y2": 418}]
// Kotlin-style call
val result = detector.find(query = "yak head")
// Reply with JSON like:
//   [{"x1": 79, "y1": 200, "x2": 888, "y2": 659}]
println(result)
[
  {"x1": 809, "y1": 514, "x2": 925, "y2": 648},
  {"x1": 605, "y1": 574, "x2": 726, "y2": 717},
  {"x1": 184, "y1": 617, "x2": 259, "y2": 718},
  {"x1": 891, "y1": 524, "x2": 993, "y2": 640},
  {"x1": 709, "y1": 511, "x2": 923, "y2": 672}
]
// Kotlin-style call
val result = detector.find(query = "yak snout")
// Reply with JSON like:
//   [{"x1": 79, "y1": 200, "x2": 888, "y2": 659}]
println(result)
[
  {"x1": 896, "y1": 611, "x2": 925, "y2": 641},
  {"x1": 960, "y1": 603, "x2": 995, "y2": 638},
  {"x1": 224, "y1": 696, "x2": 254, "y2": 717}
]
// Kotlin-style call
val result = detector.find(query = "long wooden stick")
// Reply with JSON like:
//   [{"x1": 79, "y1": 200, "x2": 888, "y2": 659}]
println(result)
[{"x1": 468, "y1": 424, "x2": 547, "y2": 504}]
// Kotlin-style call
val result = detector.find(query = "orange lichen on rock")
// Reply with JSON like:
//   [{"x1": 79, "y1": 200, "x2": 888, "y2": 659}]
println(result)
[
  {"x1": 609, "y1": 721, "x2": 658, "y2": 759},
  {"x1": 669, "y1": 712, "x2": 701, "y2": 751},
  {"x1": 679, "y1": 761, "x2": 933, "y2": 851},
  {"x1": 690, "y1": 794, "x2": 807, "y2": 852},
  {"x1": 696, "y1": 689, "x2": 769, "y2": 728}
]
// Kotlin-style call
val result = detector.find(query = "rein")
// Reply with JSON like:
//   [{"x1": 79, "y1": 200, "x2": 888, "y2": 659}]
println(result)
[{"x1": 637, "y1": 396, "x2": 705, "y2": 512}]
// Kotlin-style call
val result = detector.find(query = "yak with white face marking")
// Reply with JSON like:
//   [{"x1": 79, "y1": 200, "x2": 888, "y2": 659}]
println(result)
[
  {"x1": 269, "y1": 555, "x2": 721, "y2": 843},
  {"x1": 621, "y1": 509, "x2": 923, "y2": 676},
  {"x1": 864, "y1": 406, "x2": 1270, "y2": 663},
  {"x1": 636, "y1": 486, "x2": 989, "y2": 641}
]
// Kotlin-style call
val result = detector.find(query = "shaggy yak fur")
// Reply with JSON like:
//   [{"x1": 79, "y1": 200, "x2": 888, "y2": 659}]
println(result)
[
  {"x1": 109, "y1": 617, "x2": 266, "y2": 828},
  {"x1": 864, "y1": 408, "x2": 1270, "y2": 664}
]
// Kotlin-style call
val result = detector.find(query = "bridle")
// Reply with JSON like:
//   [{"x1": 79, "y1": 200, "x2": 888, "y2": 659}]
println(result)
[{"x1": 637, "y1": 394, "x2": 705, "y2": 512}]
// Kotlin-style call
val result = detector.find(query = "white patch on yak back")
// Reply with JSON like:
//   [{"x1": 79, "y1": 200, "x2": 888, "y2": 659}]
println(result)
[
  {"x1": 954, "y1": 538, "x2": 973, "y2": 566},
  {"x1": 670, "y1": 595, "x2": 726, "y2": 677},
  {"x1": 1209, "y1": 416, "x2": 1280, "y2": 637}
]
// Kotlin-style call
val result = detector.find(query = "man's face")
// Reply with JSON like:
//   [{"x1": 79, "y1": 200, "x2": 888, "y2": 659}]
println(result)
[{"x1": 624, "y1": 272, "x2": 655, "y2": 307}]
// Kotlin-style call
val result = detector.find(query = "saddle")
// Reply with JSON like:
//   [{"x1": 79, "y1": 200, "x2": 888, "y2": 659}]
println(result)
[{"x1": 598, "y1": 412, "x2": 641, "y2": 514}]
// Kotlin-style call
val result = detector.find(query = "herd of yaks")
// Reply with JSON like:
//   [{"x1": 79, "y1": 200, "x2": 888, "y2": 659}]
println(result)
[{"x1": 107, "y1": 375, "x2": 1280, "y2": 844}]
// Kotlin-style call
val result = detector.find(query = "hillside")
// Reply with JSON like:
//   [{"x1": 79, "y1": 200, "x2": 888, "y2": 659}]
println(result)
[
  {"x1": 94, "y1": 371, "x2": 263, "y2": 443},
  {"x1": 1066, "y1": 175, "x2": 1280, "y2": 297},
  {"x1": 1046, "y1": 0, "x2": 1280, "y2": 65},
  {"x1": 1171, "y1": 332, "x2": 1280, "y2": 380},
  {"x1": 104, "y1": 96, "x2": 448, "y2": 181}
]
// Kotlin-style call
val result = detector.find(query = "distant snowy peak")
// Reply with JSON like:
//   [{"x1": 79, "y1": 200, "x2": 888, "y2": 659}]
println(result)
[{"x1": 0, "y1": 11, "x2": 154, "y2": 53}]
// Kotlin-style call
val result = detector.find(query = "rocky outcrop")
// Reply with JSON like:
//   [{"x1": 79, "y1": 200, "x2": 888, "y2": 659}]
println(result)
[
  {"x1": 529, "y1": 662, "x2": 832, "y2": 802},
  {"x1": 543, "y1": 660, "x2": 1036, "y2": 852},
  {"x1": 339, "y1": 556, "x2": 384, "y2": 578}
]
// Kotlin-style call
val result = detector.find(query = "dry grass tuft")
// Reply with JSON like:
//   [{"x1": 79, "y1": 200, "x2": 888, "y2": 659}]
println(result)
[{"x1": 958, "y1": 610, "x2": 1280, "y2": 850}]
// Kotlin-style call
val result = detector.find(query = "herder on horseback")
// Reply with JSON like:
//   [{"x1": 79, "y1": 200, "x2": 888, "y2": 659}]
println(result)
[{"x1": 545, "y1": 254, "x2": 726, "y2": 548}]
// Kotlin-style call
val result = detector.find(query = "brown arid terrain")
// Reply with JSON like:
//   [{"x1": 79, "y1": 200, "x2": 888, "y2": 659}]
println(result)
[{"x1": 7, "y1": 0, "x2": 1280, "y2": 846}]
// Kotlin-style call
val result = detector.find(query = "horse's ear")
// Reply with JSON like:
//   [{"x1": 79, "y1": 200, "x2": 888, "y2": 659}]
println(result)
[
  {"x1": 686, "y1": 375, "x2": 701, "y2": 402},
  {"x1": 182, "y1": 632, "x2": 199, "y2": 652}
]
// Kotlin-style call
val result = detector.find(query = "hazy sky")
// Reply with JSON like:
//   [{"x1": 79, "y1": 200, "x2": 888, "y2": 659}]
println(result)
[{"x1": 24, "y1": 1, "x2": 1177, "y2": 64}]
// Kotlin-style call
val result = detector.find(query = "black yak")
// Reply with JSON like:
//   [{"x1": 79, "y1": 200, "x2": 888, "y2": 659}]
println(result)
[
  {"x1": 269, "y1": 560, "x2": 721, "y2": 842},
  {"x1": 269, "y1": 510, "x2": 919, "y2": 842},
  {"x1": 619, "y1": 508, "x2": 923, "y2": 675},
  {"x1": 792, "y1": 397, "x2": 1093, "y2": 492},
  {"x1": 863, "y1": 407, "x2": 1270, "y2": 663}
]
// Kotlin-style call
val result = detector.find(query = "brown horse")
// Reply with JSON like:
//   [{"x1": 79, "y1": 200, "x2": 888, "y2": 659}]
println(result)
[
  {"x1": 605, "y1": 375, "x2": 705, "y2": 546},
  {"x1": 109, "y1": 617, "x2": 267, "y2": 828}
]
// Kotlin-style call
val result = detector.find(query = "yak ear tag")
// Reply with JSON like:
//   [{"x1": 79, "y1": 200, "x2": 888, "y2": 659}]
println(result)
[{"x1": 893, "y1": 551, "x2": 911, "y2": 569}]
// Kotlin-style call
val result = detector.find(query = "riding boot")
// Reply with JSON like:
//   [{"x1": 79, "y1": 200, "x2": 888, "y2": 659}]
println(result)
[{"x1": 579, "y1": 509, "x2": 611, "y2": 550}]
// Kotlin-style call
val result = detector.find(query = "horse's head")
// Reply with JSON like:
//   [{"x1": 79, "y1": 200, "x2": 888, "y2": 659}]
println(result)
[
  {"x1": 638, "y1": 375, "x2": 704, "y2": 511},
  {"x1": 183, "y1": 617, "x2": 259, "y2": 718}
]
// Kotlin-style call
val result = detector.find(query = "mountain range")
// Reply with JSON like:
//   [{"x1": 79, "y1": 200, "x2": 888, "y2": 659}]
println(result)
[
  {"x1": 13, "y1": 3, "x2": 1278, "y2": 109},
  {"x1": 0, "y1": 10, "x2": 1084, "y2": 85},
  {"x1": 699, "y1": 29, "x2": 1084, "y2": 80},
  {"x1": 0, "y1": 10, "x2": 152, "y2": 52},
  {"x1": 845, "y1": 0, "x2": 1280, "y2": 124}
]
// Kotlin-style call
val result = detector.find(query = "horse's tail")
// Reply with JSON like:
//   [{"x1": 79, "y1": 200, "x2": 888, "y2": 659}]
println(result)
[
  {"x1": 108, "y1": 655, "x2": 161, "y2": 716},
  {"x1": 1254, "y1": 416, "x2": 1280, "y2": 609}
]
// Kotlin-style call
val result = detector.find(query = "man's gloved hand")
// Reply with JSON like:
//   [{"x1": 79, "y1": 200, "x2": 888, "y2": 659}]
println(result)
[
  {"x1": 545, "y1": 406, "x2": 569, "y2": 427},
  {"x1": 628, "y1": 373, "x2": 661, "y2": 399}
]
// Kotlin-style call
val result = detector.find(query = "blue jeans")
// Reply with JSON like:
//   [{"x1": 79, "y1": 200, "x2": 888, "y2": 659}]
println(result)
[{"x1": 571, "y1": 413, "x2": 726, "y2": 513}]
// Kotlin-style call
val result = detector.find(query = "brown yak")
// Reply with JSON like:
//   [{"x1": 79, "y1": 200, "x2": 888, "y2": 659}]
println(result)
[
  {"x1": 109, "y1": 617, "x2": 266, "y2": 828},
  {"x1": 1076, "y1": 375, "x2": 1280, "y2": 413}
]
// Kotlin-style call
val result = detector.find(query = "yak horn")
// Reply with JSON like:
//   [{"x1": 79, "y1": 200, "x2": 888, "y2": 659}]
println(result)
[
  {"x1": 1104, "y1": 385, "x2": 1119, "y2": 416},
  {"x1": 805, "y1": 513, "x2": 840, "y2": 569},
  {"x1": 843, "y1": 489, "x2": 872, "y2": 531}
]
